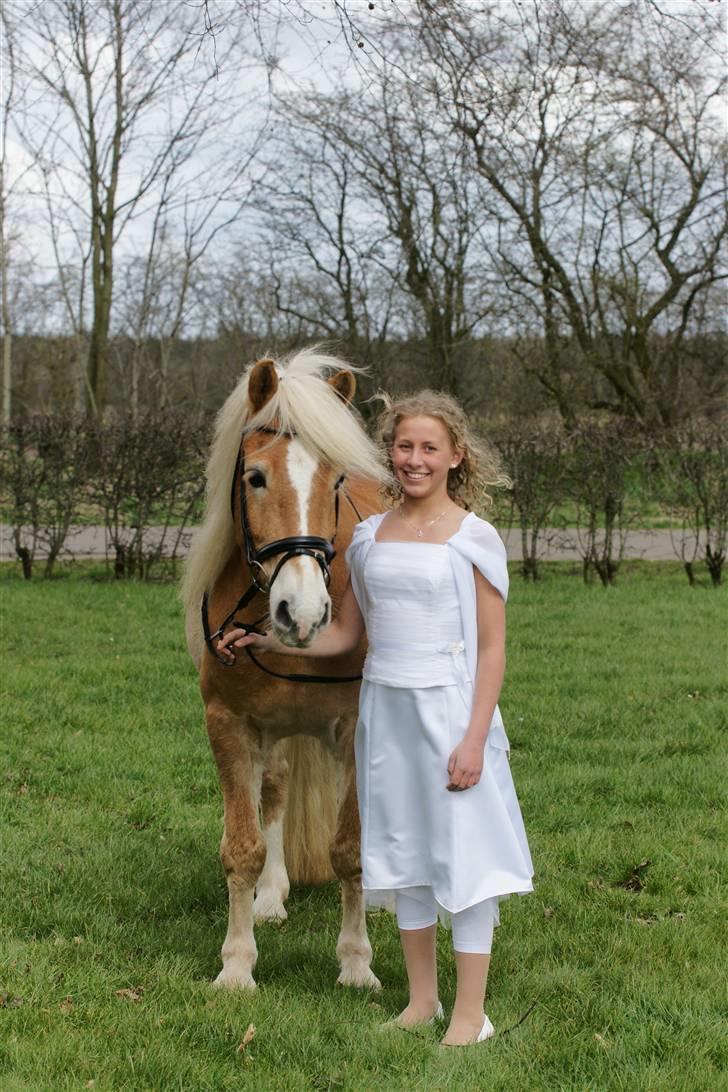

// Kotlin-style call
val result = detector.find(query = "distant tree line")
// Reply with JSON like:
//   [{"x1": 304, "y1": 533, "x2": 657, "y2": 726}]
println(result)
[
  {"x1": 2, "y1": 1, "x2": 725, "y2": 426},
  {"x1": 8, "y1": 326, "x2": 727, "y2": 428}
]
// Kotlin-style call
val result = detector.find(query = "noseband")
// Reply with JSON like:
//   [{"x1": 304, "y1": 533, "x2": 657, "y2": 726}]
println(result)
[{"x1": 201, "y1": 427, "x2": 363, "y2": 683}]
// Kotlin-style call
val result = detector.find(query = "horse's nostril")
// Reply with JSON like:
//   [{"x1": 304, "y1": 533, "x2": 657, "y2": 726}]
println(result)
[
  {"x1": 319, "y1": 603, "x2": 330, "y2": 628},
  {"x1": 276, "y1": 600, "x2": 293, "y2": 629}
]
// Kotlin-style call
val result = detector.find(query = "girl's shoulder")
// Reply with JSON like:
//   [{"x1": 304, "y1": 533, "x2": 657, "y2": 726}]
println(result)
[{"x1": 452, "y1": 513, "x2": 505, "y2": 549}]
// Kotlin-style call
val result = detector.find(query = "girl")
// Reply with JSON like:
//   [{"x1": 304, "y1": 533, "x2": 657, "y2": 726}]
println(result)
[{"x1": 219, "y1": 390, "x2": 534, "y2": 1047}]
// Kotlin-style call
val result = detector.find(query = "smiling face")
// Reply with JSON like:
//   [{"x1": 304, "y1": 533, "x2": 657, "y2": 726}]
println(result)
[{"x1": 391, "y1": 415, "x2": 462, "y2": 504}]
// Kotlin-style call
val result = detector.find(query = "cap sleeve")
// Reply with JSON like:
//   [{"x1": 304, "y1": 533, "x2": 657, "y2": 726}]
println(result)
[
  {"x1": 452, "y1": 515, "x2": 509, "y2": 602},
  {"x1": 344, "y1": 513, "x2": 381, "y2": 569}
]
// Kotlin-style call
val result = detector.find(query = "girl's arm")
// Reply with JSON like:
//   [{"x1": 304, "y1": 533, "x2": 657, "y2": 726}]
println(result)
[
  {"x1": 447, "y1": 566, "x2": 506, "y2": 791},
  {"x1": 216, "y1": 576, "x2": 365, "y2": 664}
]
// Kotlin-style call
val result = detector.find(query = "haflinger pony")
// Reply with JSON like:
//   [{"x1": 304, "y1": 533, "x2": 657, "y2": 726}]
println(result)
[{"x1": 182, "y1": 349, "x2": 387, "y2": 991}]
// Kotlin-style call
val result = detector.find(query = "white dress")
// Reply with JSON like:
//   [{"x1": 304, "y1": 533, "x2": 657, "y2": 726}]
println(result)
[{"x1": 346, "y1": 513, "x2": 534, "y2": 927}]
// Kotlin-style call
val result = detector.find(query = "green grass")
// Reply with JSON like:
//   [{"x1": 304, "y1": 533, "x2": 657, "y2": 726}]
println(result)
[{"x1": 1, "y1": 566, "x2": 726, "y2": 1091}]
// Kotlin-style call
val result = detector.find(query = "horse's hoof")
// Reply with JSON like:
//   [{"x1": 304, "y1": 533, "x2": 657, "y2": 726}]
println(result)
[
  {"x1": 337, "y1": 965, "x2": 382, "y2": 990},
  {"x1": 213, "y1": 966, "x2": 257, "y2": 991},
  {"x1": 253, "y1": 893, "x2": 288, "y2": 923}
]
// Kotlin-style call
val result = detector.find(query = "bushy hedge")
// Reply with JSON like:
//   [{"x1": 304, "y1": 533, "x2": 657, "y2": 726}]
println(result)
[
  {"x1": 0, "y1": 413, "x2": 207, "y2": 580},
  {"x1": 1, "y1": 414, "x2": 725, "y2": 586},
  {"x1": 489, "y1": 417, "x2": 726, "y2": 587}
]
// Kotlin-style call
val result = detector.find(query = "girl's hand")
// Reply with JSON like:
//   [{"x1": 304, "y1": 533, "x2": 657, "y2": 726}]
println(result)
[
  {"x1": 446, "y1": 736, "x2": 484, "y2": 792},
  {"x1": 217, "y1": 627, "x2": 271, "y2": 663}
]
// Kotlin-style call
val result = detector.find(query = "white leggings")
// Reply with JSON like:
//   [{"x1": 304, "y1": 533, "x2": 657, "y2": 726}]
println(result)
[{"x1": 395, "y1": 889, "x2": 497, "y2": 954}]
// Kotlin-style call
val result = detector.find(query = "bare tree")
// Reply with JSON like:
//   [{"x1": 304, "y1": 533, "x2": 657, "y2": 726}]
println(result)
[
  {"x1": 269, "y1": 65, "x2": 498, "y2": 395},
  {"x1": 251, "y1": 107, "x2": 401, "y2": 385},
  {"x1": 8, "y1": 0, "x2": 259, "y2": 414},
  {"x1": 412, "y1": 0, "x2": 726, "y2": 423},
  {"x1": 115, "y1": 139, "x2": 261, "y2": 417},
  {"x1": 0, "y1": 7, "x2": 25, "y2": 424}
]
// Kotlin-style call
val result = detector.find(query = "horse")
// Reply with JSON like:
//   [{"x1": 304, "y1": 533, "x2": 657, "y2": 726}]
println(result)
[{"x1": 182, "y1": 348, "x2": 386, "y2": 990}]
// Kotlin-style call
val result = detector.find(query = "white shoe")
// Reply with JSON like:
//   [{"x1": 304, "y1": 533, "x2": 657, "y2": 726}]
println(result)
[
  {"x1": 477, "y1": 1014, "x2": 496, "y2": 1041},
  {"x1": 428, "y1": 1001, "x2": 444, "y2": 1024}
]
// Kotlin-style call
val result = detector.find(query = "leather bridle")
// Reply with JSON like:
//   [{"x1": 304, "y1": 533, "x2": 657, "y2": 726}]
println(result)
[{"x1": 201, "y1": 426, "x2": 364, "y2": 683}]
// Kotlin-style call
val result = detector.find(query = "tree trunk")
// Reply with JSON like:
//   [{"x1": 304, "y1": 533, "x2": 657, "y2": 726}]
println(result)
[{"x1": 0, "y1": 172, "x2": 10, "y2": 425}]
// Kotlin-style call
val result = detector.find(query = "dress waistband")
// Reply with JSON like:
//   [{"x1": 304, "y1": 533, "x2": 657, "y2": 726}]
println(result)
[
  {"x1": 368, "y1": 639, "x2": 466, "y2": 656},
  {"x1": 363, "y1": 639, "x2": 470, "y2": 688}
]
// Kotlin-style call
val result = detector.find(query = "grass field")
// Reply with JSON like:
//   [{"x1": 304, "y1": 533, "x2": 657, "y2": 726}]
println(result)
[{"x1": 1, "y1": 565, "x2": 726, "y2": 1091}]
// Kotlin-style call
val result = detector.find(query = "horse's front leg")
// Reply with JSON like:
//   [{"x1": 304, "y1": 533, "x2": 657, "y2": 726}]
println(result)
[
  {"x1": 206, "y1": 703, "x2": 265, "y2": 990},
  {"x1": 330, "y1": 715, "x2": 381, "y2": 990},
  {"x1": 254, "y1": 740, "x2": 290, "y2": 922}
]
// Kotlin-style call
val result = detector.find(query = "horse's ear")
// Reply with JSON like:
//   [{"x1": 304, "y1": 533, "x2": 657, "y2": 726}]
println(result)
[
  {"x1": 328, "y1": 369, "x2": 356, "y2": 405},
  {"x1": 248, "y1": 358, "x2": 279, "y2": 413}
]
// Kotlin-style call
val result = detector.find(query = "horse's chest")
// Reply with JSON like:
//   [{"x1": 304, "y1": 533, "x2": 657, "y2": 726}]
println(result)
[{"x1": 217, "y1": 671, "x2": 359, "y2": 734}]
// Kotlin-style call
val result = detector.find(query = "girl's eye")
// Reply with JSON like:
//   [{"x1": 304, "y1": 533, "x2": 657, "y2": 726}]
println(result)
[{"x1": 248, "y1": 470, "x2": 266, "y2": 489}]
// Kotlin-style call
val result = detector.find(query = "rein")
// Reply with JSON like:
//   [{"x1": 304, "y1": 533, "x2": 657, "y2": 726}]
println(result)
[{"x1": 201, "y1": 427, "x2": 364, "y2": 684}]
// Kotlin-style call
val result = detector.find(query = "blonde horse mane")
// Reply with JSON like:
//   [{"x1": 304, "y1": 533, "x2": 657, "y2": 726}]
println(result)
[{"x1": 182, "y1": 347, "x2": 386, "y2": 615}]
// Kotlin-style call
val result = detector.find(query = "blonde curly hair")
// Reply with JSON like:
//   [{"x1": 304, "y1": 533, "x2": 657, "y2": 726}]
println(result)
[{"x1": 374, "y1": 389, "x2": 510, "y2": 511}]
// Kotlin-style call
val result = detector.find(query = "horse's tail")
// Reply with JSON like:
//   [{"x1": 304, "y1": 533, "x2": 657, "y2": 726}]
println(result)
[{"x1": 283, "y1": 735, "x2": 338, "y2": 885}]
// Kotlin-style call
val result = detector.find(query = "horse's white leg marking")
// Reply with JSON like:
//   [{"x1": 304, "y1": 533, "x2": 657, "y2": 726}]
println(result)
[
  {"x1": 331, "y1": 717, "x2": 381, "y2": 990},
  {"x1": 337, "y1": 879, "x2": 381, "y2": 990},
  {"x1": 214, "y1": 756, "x2": 264, "y2": 991},
  {"x1": 269, "y1": 440, "x2": 330, "y2": 642},
  {"x1": 254, "y1": 815, "x2": 290, "y2": 922},
  {"x1": 215, "y1": 883, "x2": 258, "y2": 990}
]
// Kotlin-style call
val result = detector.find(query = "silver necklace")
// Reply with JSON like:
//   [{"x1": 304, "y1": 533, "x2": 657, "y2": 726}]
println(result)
[{"x1": 397, "y1": 505, "x2": 450, "y2": 538}]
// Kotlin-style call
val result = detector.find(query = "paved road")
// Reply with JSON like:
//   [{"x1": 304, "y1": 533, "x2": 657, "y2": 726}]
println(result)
[{"x1": 0, "y1": 523, "x2": 697, "y2": 563}]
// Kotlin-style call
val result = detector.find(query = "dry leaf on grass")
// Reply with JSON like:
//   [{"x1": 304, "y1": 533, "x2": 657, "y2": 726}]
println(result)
[
  {"x1": 236, "y1": 1024, "x2": 256, "y2": 1052},
  {"x1": 622, "y1": 858, "x2": 651, "y2": 892},
  {"x1": 115, "y1": 986, "x2": 143, "y2": 1002},
  {"x1": 59, "y1": 996, "x2": 74, "y2": 1014}
]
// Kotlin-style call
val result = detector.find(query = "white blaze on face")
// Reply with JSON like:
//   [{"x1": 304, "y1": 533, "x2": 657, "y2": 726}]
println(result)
[
  {"x1": 287, "y1": 438, "x2": 318, "y2": 537},
  {"x1": 269, "y1": 438, "x2": 331, "y2": 643}
]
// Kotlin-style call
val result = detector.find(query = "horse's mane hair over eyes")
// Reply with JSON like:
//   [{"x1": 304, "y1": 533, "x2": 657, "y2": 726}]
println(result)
[{"x1": 182, "y1": 348, "x2": 387, "y2": 613}]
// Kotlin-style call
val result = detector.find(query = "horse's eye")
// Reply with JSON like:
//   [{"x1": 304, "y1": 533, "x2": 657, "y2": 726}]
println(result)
[{"x1": 248, "y1": 470, "x2": 266, "y2": 490}]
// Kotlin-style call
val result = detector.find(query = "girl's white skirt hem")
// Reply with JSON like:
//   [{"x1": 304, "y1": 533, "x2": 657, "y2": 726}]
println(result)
[{"x1": 355, "y1": 680, "x2": 534, "y2": 926}]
